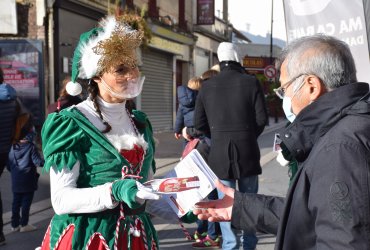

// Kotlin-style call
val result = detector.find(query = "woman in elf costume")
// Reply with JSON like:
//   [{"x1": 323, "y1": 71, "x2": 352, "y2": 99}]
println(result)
[{"x1": 39, "y1": 16, "x2": 161, "y2": 250}]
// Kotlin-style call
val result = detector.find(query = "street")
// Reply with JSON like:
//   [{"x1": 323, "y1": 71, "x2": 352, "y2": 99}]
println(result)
[
  {"x1": 0, "y1": 119, "x2": 288, "y2": 250},
  {"x1": 153, "y1": 158, "x2": 288, "y2": 250}
]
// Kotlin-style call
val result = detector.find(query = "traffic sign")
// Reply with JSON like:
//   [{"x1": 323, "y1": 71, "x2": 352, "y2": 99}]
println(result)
[{"x1": 264, "y1": 65, "x2": 277, "y2": 79}]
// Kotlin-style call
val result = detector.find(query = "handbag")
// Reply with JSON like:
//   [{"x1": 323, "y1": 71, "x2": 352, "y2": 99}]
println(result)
[{"x1": 181, "y1": 138, "x2": 200, "y2": 159}]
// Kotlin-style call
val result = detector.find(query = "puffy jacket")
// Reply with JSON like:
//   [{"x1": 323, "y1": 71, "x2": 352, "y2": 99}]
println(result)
[
  {"x1": 231, "y1": 83, "x2": 370, "y2": 249},
  {"x1": 0, "y1": 83, "x2": 17, "y2": 154},
  {"x1": 7, "y1": 139, "x2": 44, "y2": 193},
  {"x1": 174, "y1": 86, "x2": 198, "y2": 133}
]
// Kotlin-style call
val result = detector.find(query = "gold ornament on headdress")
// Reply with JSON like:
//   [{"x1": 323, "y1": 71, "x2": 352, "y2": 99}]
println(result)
[
  {"x1": 92, "y1": 20, "x2": 143, "y2": 74},
  {"x1": 116, "y1": 11, "x2": 151, "y2": 47}
]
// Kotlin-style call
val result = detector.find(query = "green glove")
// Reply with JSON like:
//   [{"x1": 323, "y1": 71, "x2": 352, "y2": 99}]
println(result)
[
  {"x1": 180, "y1": 211, "x2": 198, "y2": 224},
  {"x1": 111, "y1": 179, "x2": 160, "y2": 209},
  {"x1": 111, "y1": 179, "x2": 140, "y2": 209}
]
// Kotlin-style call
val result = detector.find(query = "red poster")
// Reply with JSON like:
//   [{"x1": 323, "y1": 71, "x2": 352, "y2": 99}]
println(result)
[
  {"x1": 0, "y1": 40, "x2": 44, "y2": 126},
  {"x1": 1, "y1": 60, "x2": 38, "y2": 88},
  {"x1": 197, "y1": 0, "x2": 215, "y2": 25}
]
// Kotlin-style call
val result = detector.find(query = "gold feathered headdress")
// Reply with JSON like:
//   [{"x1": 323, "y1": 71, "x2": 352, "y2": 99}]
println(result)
[{"x1": 66, "y1": 16, "x2": 143, "y2": 96}]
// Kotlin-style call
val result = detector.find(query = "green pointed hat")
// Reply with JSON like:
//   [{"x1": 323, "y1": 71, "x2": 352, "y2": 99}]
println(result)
[
  {"x1": 66, "y1": 28, "x2": 101, "y2": 96},
  {"x1": 66, "y1": 16, "x2": 143, "y2": 96}
]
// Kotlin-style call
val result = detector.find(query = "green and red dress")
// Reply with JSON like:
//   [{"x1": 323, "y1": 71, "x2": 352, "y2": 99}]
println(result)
[{"x1": 39, "y1": 106, "x2": 158, "y2": 250}]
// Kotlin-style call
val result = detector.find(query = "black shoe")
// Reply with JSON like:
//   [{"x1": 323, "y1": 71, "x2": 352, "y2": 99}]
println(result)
[{"x1": 0, "y1": 233, "x2": 5, "y2": 246}]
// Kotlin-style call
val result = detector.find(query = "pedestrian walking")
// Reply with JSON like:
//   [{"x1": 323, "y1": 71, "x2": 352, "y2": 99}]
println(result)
[
  {"x1": 174, "y1": 77, "x2": 201, "y2": 147},
  {"x1": 179, "y1": 70, "x2": 222, "y2": 249},
  {"x1": 183, "y1": 69, "x2": 219, "y2": 143},
  {"x1": 7, "y1": 115, "x2": 44, "y2": 233},
  {"x1": 0, "y1": 68, "x2": 18, "y2": 246},
  {"x1": 38, "y1": 15, "x2": 161, "y2": 250},
  {"x1": 194, "y1": 34, "x2": 370, "y2": 250},
  {"x1": 46, "y1": 76, "x2": 82, "y2": 115},
  {"x1": 193, "y1": 42, "x2": 268, "y2": 250}
]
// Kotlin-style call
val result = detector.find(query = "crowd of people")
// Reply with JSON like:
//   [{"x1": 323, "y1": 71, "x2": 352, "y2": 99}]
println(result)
[
  {"x1": 0, "y1": 14, "x2": 369, "y2": 250},
  {"x1": 174, "y1": 42, "x2": 268, "y2": 250},
  {"x1": 193, "y1": 34, "x2": 370, "y2": 249}
]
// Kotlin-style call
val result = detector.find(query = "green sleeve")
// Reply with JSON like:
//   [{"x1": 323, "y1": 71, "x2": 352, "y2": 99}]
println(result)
[{"x1": 41, "y1": 110, "x2": 88, "y2": 172}]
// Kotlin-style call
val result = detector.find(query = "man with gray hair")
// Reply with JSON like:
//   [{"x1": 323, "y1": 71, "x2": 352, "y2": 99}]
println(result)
[{"x1": 193, "y1": 34, "x2": 370, "y2": 249}]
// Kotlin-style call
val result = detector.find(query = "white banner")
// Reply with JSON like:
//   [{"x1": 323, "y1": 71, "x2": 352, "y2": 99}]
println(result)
[
  {"x1": 283, "y1": 0, "x2": 370, "y2": 82},
  {"x1": 0, "y1": 0, "x2": 17, "y2": 34}
]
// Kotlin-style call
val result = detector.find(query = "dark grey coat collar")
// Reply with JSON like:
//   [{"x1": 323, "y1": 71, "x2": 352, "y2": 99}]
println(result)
[{"x1": 280, "y1": 82, "x2": 369, "y2": 162}]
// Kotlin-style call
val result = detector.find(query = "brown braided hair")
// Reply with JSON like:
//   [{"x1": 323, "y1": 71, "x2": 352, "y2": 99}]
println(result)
[{"x1": 87, "y1": 80, "x2": 112, "y2": 133}]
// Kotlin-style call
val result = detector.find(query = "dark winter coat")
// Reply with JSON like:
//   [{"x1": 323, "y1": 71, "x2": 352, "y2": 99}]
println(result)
[
  {"x1": 194, "y1": 61, "x2": 268, "y2": 179},
  {"x1": 174, "y1": 86, "x2": 198, "y2": 134},
  {"x1": 7, "y1": 140, "x2": 44, "y2": 193},
  {"x1": 0, "y1": 83, "x2": 17, "y2": 154},
  {"x1": 231, "y1": 83, "x2": 370, "y2": 249}
]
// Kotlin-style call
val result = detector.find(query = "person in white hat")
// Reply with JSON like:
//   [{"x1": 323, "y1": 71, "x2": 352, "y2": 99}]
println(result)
[
  {"x1": 38, "y1": 15, "x2": 160, "y2": 250},
  {"x1": 192, "y1": 42, "x2": 268, "y2": 250}
]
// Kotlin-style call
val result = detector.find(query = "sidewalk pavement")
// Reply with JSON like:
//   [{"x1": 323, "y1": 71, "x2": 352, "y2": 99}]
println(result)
[
  {"x1": 154, "y1": 116, "x2": 286, "y2": 171},
  {"x1": 1, "y1": 116, "x2": 286, "y2": 249},
  {"x1": 2, "y1": 117, "x2": 285, "y2": 227}
]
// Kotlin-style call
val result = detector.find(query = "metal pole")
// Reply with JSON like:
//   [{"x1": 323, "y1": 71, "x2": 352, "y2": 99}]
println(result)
[
  {"x1": 270, "y1": 0, "x2": 274, "y2": 64},
  {"x1": 47, "y1": 6, "x2": 55, "y2": 106}
]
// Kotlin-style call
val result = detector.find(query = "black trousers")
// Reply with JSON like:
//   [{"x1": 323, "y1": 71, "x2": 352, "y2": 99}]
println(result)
[
  {"x1": 0, "y1": 152, "x2": 8, "y2": 236},
  {"x1": 11, "y1": 192, "x2": 34, "y2": 228}
]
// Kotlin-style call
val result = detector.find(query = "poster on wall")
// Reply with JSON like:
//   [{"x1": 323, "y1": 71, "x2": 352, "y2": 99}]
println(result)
[
  {"x1": 283, "y1": 0, "x2": 370, "y2": 82},
  {"x1": 197, "y1": 0, "x2": 215, "y2": 25},
  {"x1": 0, "y1": 40, "x2": 44, "y2": 126}
]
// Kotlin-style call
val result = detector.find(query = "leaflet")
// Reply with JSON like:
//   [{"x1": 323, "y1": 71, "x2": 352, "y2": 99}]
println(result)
[
  {"x1": 144, "y1": 176, "x2": 200, "y2": 194},
  {"x1": 159, "y1": 149, "x2": 217, "y2": 217}
]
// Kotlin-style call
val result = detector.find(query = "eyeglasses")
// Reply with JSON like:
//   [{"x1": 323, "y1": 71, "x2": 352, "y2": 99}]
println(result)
[{"x1": 274, "y1": 73, "x2": 306, "y2": 99}]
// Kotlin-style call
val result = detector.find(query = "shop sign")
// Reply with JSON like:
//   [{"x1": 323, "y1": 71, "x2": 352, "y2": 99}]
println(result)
[
  {"x1": 197, "y1": 0, "x2": 215, "y2": 25},
  {"x1": 150, "y1": 36, "x2": 189, "y2": 60},
  {"x1": 243, "y1": 57, "x2": 266, "y2": 68}
]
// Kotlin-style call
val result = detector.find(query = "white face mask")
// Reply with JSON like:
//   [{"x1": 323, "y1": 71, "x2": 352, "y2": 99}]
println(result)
[
  {"x1": 282, "y1": 96, "x2": 296, "y2": 123},
  {"x1": 100, "y1": 76, "x2": 145, "y2": 99},
  {"x1": 281, "y1": 76, "x2": 307, "y2": 123}
]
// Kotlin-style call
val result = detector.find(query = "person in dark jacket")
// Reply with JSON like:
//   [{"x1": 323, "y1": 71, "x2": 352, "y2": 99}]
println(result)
[
  {"x1": 181, "y1": 69, "x2": 222, "y2": 248},
  {"x1": 46, "y1": 76, "x2": 82, "y2": 115},
  {"x1": 193, "y1": 34, "x2": 370, "y2": 250},
  {"x1": 194, "y1": 42, "x2": 268, "y2": 250},
  {"x1": 7, "y1": 115, "x2": 44, "y2": 233},
  {"x1": 182, "y1": 69, "x2": 220, "y2": 160},
  {"x1": 184, "y1": 69, "x2": 219, "y2": 142},
  {"x1": 0, "y1": 68, "x2": 18, "y2": 245},
  {"x1": 174, "y1": 77, "x2": 200, "y2": 145}
]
